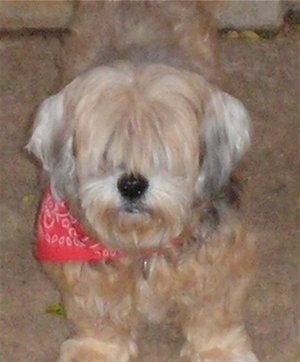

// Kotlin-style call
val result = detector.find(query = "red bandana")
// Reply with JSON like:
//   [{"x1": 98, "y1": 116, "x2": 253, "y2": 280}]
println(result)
[{"x1": 36, "y1": 188, "x2": 122, "y2": 263}]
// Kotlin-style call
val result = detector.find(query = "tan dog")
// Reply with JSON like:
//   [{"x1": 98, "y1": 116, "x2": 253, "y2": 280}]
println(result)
[{"x1": 27, "y1": 2, "x2": 258, "y2": 361}]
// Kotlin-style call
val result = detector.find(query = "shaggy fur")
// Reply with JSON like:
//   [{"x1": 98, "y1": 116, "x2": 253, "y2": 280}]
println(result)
[{"x1": 27, "y1": 2, "x2": 258, "y2": 361}]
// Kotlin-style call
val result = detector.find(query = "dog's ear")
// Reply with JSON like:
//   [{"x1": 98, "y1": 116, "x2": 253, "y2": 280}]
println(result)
[
  {"x1": 26, "y1": 91, "x2": 75, "y2": 196},
  {"x1": 197, "y1": 88, "x2": 251, "y2": 196},
  {"x1": 26, "y1": 92, "x2": 65, "y2": 171}
]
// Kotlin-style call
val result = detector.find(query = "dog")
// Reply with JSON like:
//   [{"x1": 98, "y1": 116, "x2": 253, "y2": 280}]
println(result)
[{"x1": 27, "y1": 2, "x2": 258, "y2": 361}]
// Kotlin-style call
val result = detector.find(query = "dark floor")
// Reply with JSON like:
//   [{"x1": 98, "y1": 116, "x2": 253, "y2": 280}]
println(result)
[{"x1": 0, "y1": 30, "x2": 299, "y2": 362}]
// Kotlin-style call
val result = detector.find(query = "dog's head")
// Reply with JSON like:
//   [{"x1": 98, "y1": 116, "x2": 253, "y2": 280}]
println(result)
[{"x1": 27, "y1": 63, "x2": 250, "y2": 249}]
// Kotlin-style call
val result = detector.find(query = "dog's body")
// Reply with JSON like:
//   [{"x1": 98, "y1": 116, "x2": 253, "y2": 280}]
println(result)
[
  {"x1": 62, "y1": 2, "x2": 219, "y2": 85},
  {"x1": 27, "y1": 2, "x2": 258, "y2": 361}
]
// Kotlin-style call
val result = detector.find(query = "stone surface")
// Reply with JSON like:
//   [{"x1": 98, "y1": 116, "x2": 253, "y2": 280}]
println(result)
[
  {"x1": 0, "y1": 35, "x2": 64, "y2": 362},
  {"x1": 1, "y1": 1, "x2": 296, "y2": 33},
  {"x1": 0, "y1": 1, "x2": 74, "y2": 30},
  {"x1": 216, "y1": 0, "x2": 283, "y2": 29}
]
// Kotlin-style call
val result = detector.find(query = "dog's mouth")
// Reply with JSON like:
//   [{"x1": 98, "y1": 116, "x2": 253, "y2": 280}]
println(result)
[
  {"x1": 123, "y1": 204, "x2": 142, "y2": 214},
  {"x1": 121, "y1": 200, "x2": 149, "y2": 215}
]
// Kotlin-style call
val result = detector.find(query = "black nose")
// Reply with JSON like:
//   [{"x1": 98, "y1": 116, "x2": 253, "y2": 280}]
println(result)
[{"x1": 117, "y1": 173, "x2": 149, "y2": 201}]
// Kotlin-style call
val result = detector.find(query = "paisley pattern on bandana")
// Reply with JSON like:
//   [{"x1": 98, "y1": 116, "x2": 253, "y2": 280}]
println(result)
[{"x1": 36, "y1": 188, "x2": 121, "y2": 262}]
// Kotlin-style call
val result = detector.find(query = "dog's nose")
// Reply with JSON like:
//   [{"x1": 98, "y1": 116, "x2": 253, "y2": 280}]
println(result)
[{"x1": 117, "y1": 173, "x2": 149, "y2": 201}]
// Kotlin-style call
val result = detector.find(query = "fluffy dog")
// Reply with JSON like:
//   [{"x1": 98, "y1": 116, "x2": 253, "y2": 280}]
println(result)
[{"x1": 27, "y1": 2, "x2": 258, "y2": 361}]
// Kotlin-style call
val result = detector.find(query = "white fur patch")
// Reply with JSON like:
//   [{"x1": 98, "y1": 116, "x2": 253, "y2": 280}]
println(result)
[
  {"x1": 197, "y1": 88, "x2": 251, "y2": 195},
  {"x1": 26, "y1": 91, "x2": 65, "y2": 172}
]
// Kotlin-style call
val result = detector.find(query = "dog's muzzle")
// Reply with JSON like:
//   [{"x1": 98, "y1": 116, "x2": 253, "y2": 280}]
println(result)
[{"x1": 117, "y1": 173, "x2": 149, "y2": 202}]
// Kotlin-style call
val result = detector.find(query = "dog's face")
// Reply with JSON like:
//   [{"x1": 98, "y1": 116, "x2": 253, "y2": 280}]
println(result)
[{"x1": 27, "y1": 63, "x2": 250, "y2": 249}]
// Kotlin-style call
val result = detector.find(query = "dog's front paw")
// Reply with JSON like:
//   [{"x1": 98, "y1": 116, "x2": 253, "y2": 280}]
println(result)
[
  {"x1": 58, "y1": 337, "x2": 108, "y2": 362},
  {"x1": 181, "y1": 346, "x2": 259, "y2": 362},
  {"x1": 58, "y1": 336, "x2": 137, "y2": 362},
  {"x1": 229, "y1": 350, "x2": 259, "y2": 362}
]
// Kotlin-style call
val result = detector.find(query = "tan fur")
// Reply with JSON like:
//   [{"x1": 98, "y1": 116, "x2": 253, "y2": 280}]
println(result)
[
  {"x1": 27, "y1": 2, "x2": 258, "y2": 361},
  {"x1": 45, "y1": 215, "x2": 256, "y2": 362},
  {"x1": 63, "y1": 64, "x2": 207, "y2": 250}
]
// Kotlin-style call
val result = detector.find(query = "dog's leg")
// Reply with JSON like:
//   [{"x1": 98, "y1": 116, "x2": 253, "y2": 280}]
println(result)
[
  {"x1": 44, "y1": 263, "x2": 138, "y2": 362},
  {"x1": 57, "y1": 292, "x2": 138, "y2": 362},
  {"x1": 179, "y1": 227, "x2": 258, "y2": 362}
]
